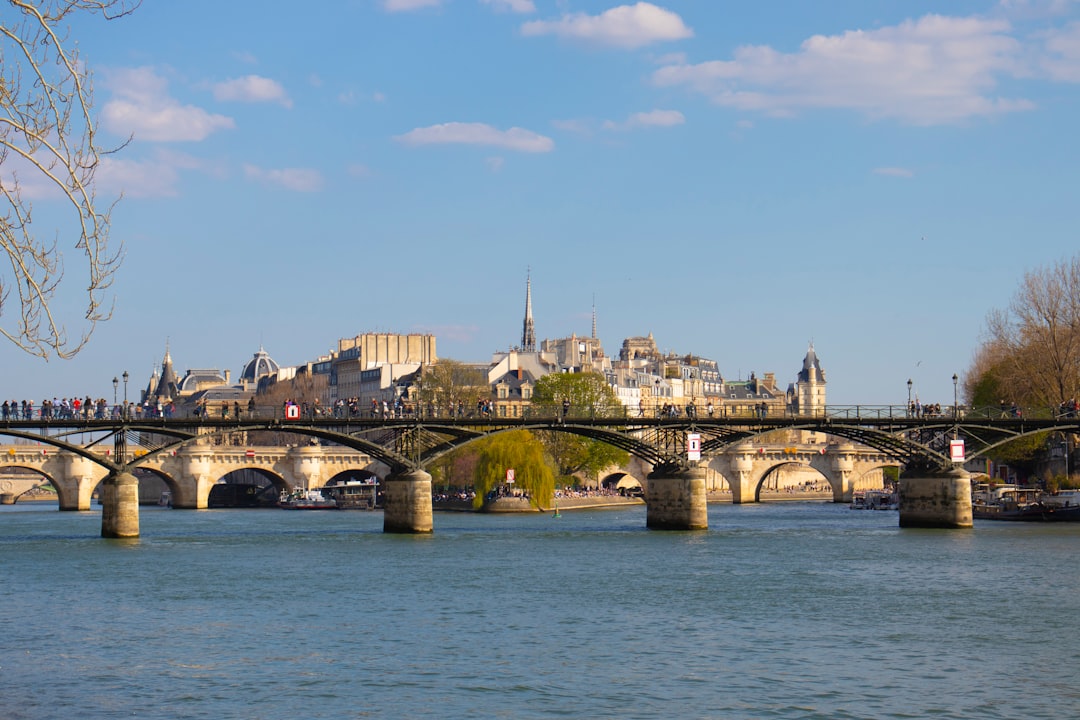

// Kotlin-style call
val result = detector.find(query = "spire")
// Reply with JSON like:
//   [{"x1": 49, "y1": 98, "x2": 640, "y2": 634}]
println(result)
[
  {"x1": 521, "y1": 269, "x2": 536, "y2": 352},
  {"x1": 591, "y1": 294, "x2": 597, "y2": 339}
]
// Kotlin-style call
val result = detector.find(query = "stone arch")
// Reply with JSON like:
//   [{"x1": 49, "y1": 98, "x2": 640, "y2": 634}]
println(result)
[
  {"x1": 203, "y1": 464, "x2": 285, "y2": 509},
  {"x1": 600, "y1": 471, "x2": 644, "y2": 495},
  {"x1": 207, "y1": 467, "x2": 285, "y2": 508},
  {"x1": 755, "y1": 461, "x2": 833, "y2": 501},
  {"x1": 0, "y1": 464, "x2": 56, "y2": 505}
]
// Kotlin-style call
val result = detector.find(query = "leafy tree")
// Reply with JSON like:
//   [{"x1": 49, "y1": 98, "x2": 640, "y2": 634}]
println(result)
[
  {"x1": 531, "y1": 372, "x2": 629, "y2": 485},
  {"x1": 532, "y1": 371, "x2": 624, "y2": 418},
  {"x1": 472, "y1": 429, "x2": 554, "y2": 509},
  {"x1": 2, "y1": 1, "x2": 138, "y2": 358},
  {"x1": 542, "y1": 432, "x2": 629, "y2": 487}
]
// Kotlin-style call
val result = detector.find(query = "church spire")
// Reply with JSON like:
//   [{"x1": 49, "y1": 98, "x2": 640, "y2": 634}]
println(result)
[
  {"x1": 521, "y1": 269, "x2": 536, "y2": 352},
  {"x1": 591, "y1": 294, "x2": 597, "y2": 339}
]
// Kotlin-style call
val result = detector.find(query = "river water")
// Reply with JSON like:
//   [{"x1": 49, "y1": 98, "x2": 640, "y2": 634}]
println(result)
[{"x1": 2, "y1": 501, "x2": 1078, "y2": 720}]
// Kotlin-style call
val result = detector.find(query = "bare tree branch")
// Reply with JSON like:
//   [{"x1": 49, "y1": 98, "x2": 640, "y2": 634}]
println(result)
[{"x1": 1, "y1": 0, "x2": 138, "y2": 358}]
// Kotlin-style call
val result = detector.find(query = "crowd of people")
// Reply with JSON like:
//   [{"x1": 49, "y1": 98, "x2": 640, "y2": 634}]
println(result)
[{"x1": 2, "y1": 397, "x2": 124, "y2": 421}]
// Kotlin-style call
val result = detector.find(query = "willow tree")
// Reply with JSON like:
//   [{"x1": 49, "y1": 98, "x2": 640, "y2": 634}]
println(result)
[
  {"x1": 472, "y1": 429, "x2": 554, "y2": 509},
  {"x1": 972, "y1": 255, "x2": 1080, "y2": 409},
  {"x1": 1, "y1": 1, "x2": 136, "y2": 358}
]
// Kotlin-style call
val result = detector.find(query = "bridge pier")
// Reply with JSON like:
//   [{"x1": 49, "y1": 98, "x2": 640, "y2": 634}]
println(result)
[
  {"x1": 100, "y1": 471, "x2": 140, "y2": 538},
  {"x1": 383, "y1": 469, "x2": 433, "y2": 534},
  {"x1": 898, "y1": 467, "x2": 972, "y2": 529},
  {"x1": 646, "y1": 466, "x2": 707, "y2": 531}
]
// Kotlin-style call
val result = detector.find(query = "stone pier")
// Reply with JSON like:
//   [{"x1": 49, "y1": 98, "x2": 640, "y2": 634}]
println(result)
[
  {"x1": 383, "y1": 469, "x2": 433, "y2": 534},
  {"x1": 646, "y1": 465, "x2": 708, "y2": 531},
  {"x1": 898, "y1": 467, "x2": 972, "y2": 529},
  {"x1": 100, "y1": 471, "x2": 140, "y2": 538}
]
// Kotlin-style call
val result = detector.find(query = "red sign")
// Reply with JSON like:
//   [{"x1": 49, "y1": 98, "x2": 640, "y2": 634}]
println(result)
[
  {"x1": 285, "y1": 405, "x2": 300, "y2": 420},
  {"x1": 245, "y1": 449, "x2": 255, "y2": 458},
  {"x1": 506, "y1": 468, "x2": 515, "y2": 484}
]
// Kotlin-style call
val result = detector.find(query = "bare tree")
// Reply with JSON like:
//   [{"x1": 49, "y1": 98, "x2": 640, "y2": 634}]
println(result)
[
  {"x1": 1, "y1": 1, "x2": 137, "y2": 358},
  {"x1": 975, "y1": 255, "x2": 1080, "y2": 408}
]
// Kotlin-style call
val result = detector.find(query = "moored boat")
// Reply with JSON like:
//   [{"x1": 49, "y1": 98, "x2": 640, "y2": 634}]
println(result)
[
  {"x1": 972, "y1": 484, "x2": 1080, "y2": 522},
  {"x1": 278, "y1": 488, "x2": 338, "y2": 510},
  {"x1": 850, "y1": 489, "x2": 898, "y2": 510}
]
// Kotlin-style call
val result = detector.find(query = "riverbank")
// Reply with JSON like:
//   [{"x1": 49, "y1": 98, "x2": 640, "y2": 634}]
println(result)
[
  {"x1": 435, "y1": 490, "x2": 837, "y2": 513},
  {"x1": 433, "y1": 494, "x2": 646, "y2": 513}
]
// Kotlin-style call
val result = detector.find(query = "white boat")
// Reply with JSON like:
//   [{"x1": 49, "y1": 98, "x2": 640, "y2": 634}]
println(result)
[
  {"x1": 278, "y1": 488, "x2": 338, "y2": 510},
  {"x1": 850, "y1": 489, "x2": 898, "y2": 510}
]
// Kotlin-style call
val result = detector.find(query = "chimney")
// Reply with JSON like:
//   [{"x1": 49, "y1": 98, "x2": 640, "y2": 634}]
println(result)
[{"x1": 225, "y1": 369, "x2": 231, "y2": 384}]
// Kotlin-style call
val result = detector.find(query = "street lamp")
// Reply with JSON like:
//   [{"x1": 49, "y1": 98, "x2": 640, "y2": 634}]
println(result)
[
  {"x1": 122, "y1": 371, "x2": 129, "y2": 419},
  {"x1": 907, "y1": 378, "x2": 913, "y2": 416},
  {"x1": 112, "y1": 376, "x2": 118, "y2": 406},
  {"x1": 952, "y1": 374, "x2": 959, "y2": 419}
]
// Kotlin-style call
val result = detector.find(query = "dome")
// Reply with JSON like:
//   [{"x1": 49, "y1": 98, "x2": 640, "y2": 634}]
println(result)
[{"x1": 241, "y1": 347, "x2": 280, "y2": 382}]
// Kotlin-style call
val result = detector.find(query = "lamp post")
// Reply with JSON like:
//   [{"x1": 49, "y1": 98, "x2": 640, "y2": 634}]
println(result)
[
  {"x1": 907, "y1": 378, "x2": 913, "y2": 417},
  {"x1": 952, "y1": 374, "x2": 959, "y2": 419},
  {"x1": 122, "y1": 371, "x2": 129, "y2": 419},
  {"x1": 112, "y1": 376, "x2": 118, "y2": 406}
]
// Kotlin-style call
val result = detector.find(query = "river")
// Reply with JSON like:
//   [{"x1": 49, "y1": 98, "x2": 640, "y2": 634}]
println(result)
[{"x1": 2, "y1": 501, "x2": 1078, "y2": 719}]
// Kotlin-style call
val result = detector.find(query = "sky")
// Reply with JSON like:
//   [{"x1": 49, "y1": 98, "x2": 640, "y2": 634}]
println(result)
[{"x1": 3, "y1": 0, "x2": 1080, "y2": 407}]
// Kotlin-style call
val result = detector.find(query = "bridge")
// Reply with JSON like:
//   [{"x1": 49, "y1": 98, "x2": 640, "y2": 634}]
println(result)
[{"x1": 2, "y1": 406, "x2": 1076, "y2": 536}]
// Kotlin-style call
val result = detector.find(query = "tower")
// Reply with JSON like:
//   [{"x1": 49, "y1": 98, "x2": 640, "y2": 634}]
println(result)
[
  {"x1": 796, "y1": 342, "x2": 826, "y2": 416},
  {"x1": 521, "y1": 271, "x2": 536, "y2": 352}
]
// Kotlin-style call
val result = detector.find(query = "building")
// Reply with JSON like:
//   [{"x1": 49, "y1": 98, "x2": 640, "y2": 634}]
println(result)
[{"x1": 328, "y1": 333, "x2": 437, "y2": 406}]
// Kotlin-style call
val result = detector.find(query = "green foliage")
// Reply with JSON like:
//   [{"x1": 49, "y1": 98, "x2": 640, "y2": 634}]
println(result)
[
  {"x1": 540, "y1": 431, "x2": 630, "y2": 482},
  {"x1": 472, "y1": 429, "x2": 554, "y2": 509},
  {"x1": 984, "y1": 431, "x2": 1050, "y2": 477},
  {"x1": 532, "y1": 372, "x2": 624, "y2": 418}
]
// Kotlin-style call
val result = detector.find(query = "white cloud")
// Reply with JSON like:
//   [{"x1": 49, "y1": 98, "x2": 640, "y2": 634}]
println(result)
[
  {"x1": 653, "y1": 14, "x2": 1034, "y2": 125},
  {"x1": 481, "y1": 0, "x2": 535, "y2": 12},
  {"x1": 1040, "y1": 21, "x2": 1080, "y2": 81},
  {"x1": 486, "y1": 156, "x2": 505, "y2": 172},
  {"x1": 604, "y1": 109, "x2": 685, "y2": 130},
  {"x1": 102, "y1": 67, "x2": 235, "y2": 142},
  {"x1": 94, "y1": 149, "x2": 225, "y2": 198},
  {"x1": 394, "y1": 122, "x2": 554, "y2": 152},
  {"x1": 213, "y1": 75, "x2": 292, "y2": 108},
  {"x1": 521, "y1": 2, "x2": 692, "y2": 49},
  {"x1": 97, "y1": 156, "x2": 180, "y2": 198},
  {"x1": 383, "y1": 0, "x2": 442, "y2": 11},
  {"x1": 243, "y1": 165, "x2": 324, "y2": 192},
  {"x1": 873, "y1": 167, "x2": 915, "y2": 178}
]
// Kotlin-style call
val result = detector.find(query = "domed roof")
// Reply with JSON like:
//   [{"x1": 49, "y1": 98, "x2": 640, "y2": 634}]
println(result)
[{"x1": 241, "y1": 347, "x2": 280, "y2": 382}]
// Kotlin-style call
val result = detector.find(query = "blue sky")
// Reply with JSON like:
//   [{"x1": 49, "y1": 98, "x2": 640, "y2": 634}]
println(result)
[{"x1": 5, "y1": 0, "x2": 1080, "y2": 407}]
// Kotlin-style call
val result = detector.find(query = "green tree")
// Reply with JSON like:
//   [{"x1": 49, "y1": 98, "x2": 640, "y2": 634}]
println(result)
[
  {"x1": 472, "y1": 429, "x2": 554, "y2": 509},
  {"x1": 531, "y1": 372, "x2": 630, "y2": 486},
  {"x1": 532, "y1": 371, "x2": 624, "y2": 418},
  {"x1": 2, "y1": 1, "x2": 138, "y2": 358},
  {"x1": 542, "y1": 432, "x2": 629, "y2": 487}
]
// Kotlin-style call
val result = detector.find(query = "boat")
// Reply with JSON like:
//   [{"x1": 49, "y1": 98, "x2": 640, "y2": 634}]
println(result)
[
  {"x1": 278, "y1": 488, "x2": 339, "y2": 510},
  {"x1": 971, "y1": 484, "x2": 1080, "y2": 522},
  {"x1": 320, "y1": 478, "x2": 378, "y2": 509},
  {"x1": 850, "y1": 489, "x2": 898, "y2": 510}
]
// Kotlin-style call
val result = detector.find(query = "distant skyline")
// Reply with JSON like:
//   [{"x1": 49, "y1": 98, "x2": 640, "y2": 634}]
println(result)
[{"x1": 4, "y1": 1, "x2": 1079, "y2": 406}]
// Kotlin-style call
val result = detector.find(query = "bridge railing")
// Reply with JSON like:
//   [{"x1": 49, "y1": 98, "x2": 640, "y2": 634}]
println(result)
[{"x1": 4, "y1": 401, "x2": 1078, "y2": 424}]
